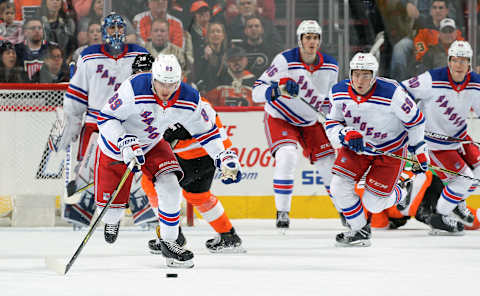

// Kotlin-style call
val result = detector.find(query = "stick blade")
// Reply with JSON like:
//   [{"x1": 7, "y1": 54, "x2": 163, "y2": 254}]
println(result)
[{"x1": 45, "y1": 257, "x2": 67, "y2": 275}]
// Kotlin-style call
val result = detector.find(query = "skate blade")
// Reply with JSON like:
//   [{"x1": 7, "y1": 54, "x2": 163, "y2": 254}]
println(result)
[
  {"x1": 207, "y1": 246, "x2": 247, "y2": 254},
  {"x1": 335, "y1": 240, "x2": 371, "y2": 247},
  {"x1": 165, "y1": 258, "x2": 194, "y2": 269},
  {"x1": 429, "y1": 229, "x2": 465, "y2": 236},
  {"x1": 452, "y1": 215, "x2": 474, "y2": 227}
]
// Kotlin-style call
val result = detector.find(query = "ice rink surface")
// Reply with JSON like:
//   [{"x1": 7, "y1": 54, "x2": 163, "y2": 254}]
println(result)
[{"x1": 1, "y1": 219, "x2": 480, "y2": 296}]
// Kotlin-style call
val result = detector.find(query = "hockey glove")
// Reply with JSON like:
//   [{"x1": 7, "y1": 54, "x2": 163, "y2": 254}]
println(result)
[
  {"x1": 215, "y1": 150, "x2": 242, "y2": 184},
  {"x1": 280, "y1": 78, "x2": 299, "y2": 96},
  {"x1": 163, "y1": 123, "x2": 192, "y2": 143},
  {"x1": 54, "y1": 109, "x2": 82, "y2": 152},
  {"x1": 265, "y1": 81, "x2": 281, "y2": 102},
  {"x1": 408, "y1": 140, "x2": 429, "y2": 173},
  {"x1": 339, "y1": 127, "x2": 364, "y2": 153},
  {"x1": 118, "y1": 135, "x2": 145, "y2": 172}
]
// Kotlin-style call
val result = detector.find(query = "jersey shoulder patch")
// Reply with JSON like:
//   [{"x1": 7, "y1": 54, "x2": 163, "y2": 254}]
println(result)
[
  {"x1": 130, "y1": 73, "x2": 154, "y2": 97},
  {"x1": 373, "y1": 78, "x2": 397, "y2": 100},
  {"x1": 177, "y1": 83, "x2": 200, "y2": 105},
  {"x1": 469, "y1": 71, "x2": 480, "y2": 84},
  {"x1": 322, "y1": 53, "x2": 338, "y2": 66},
  {"x1": 331, "y1": 79, "x2": 349, "y2": 93},
  {"x1": 428, "y1": 67, "x2": 448, "y2": 82},
  {"x1": 281, "y1": 47, "x2": 300, "y2": 63}
]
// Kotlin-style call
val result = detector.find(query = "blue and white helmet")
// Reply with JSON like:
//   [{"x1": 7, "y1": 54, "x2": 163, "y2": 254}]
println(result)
[{"x1": 101, "y1": 13, "x2": 126, "y2": 51}]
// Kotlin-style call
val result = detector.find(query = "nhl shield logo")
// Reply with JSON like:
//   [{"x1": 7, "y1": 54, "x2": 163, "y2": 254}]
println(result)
[
  {"x1": 454, "y1": 162, "x2": 461, "y2": 170},
  {"x1": 341, "y1": 157, "x2": 347, "y2": 163},
  {"x1": 282, "y1": 131, "x2": 288, "y2": 136}
]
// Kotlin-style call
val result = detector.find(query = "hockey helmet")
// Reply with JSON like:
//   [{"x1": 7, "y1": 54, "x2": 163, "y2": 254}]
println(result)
[
  {"x1": 448, "y1": 40, "x2": 473, "y2": 66},
  {"x1": 101, "y1": 12, "x2": 126, "y2": 52},
  {"x1": 349, "y1": 52, "x2": 378, "y2": 87},
  {"x1": 296, "y1": 20, "x2": 322, "y2": 48},
  {"x1": 132, "y1": 53, "x2": 155, "y2": 75},
  {"x1": 151, "y1": 54, "x2": 182, "y2": 91}
]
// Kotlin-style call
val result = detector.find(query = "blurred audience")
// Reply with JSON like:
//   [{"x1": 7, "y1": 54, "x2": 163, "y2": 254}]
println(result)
[
  {"x1": 15, "y1": 17, "x2": 53, "y2": 80},
  {"x1": 189, "y1": 1, "x2": 210, "y2": 79},
  {"x1": 416, "y1": 18, "x2": 463, "y2": 72},
  {"x1": 205, "y1": 46, "x2": 258, "y2": 106},
  {"x1": 30, "y1": 42, "x2": 69, "y2": 82},
  {"x1": 227, "y1": 0, "x2": 281, "y2": 49},
  {"x1": 195, "y1": 21, "x2": 228, "y2": 92},
  {"x1": 145, "y1": 18, "x2": 191, "y2": 80},
  {"x1": 0, "y1": 40, "x2": 27, "y2": 82},
  {"x1": 133, "y1": 0, "x2": 184, "y2": 48},
  {"x1": 37, "y1": 0, "x2": 77, "y2": 62},
  {"x1": 76, "y1": 0, "x2": 136, "y2": 46},
  {"x1": 14, "y1": 0, "x2": 41, "y2": 21},
  {"x1": 0, "y1": 2, "x2": 24, "y2": 44},
  {"x1": 237, "y1": 15, "x2": 277, "y2": 77},
  {"x1": 71, "y1": 20, "x2": 100, "y2": 62}
]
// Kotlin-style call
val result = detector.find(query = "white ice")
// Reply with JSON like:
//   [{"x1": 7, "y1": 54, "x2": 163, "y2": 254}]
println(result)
[{"x1": 1, "y1": 219, "x2": 480, "y2": 296}]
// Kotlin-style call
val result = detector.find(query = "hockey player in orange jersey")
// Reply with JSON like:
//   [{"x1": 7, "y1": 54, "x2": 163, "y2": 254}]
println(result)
[
  {"x1": 355, "y1": 170, "x2": 480, "y2": 231},
  {"x1": 141, "y1": 112, "x2": 246, "y2": 253}
]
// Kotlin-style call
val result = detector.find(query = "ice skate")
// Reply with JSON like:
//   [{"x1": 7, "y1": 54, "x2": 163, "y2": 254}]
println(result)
[
  {"x1": 335, "y1": 224, "x2": 371, "y2": 247},
  {"x1": 276, "y1": 211, "x2": 290, "y2": 234},
  {"x1": 104, "y1": 222, "x2": 120, "y2": 244},
  {"x1": 452, "y1": 201, "x2": 474, "y2": 227},
  {"x1": 158, "y1": 238, "x2": 194, "y2": 268},
  {"x1": 429, "y1": 213, "x2": 465, "y2": 236},
  {"x1": 396, "y1": 175, "x2": 413, "y2": 211},
  {"x1": 205, "y1": 227, "x2": 246, "y2": 253},
  {"x1": 148, "y1": 226, "x2": 186, "y2": 254}
]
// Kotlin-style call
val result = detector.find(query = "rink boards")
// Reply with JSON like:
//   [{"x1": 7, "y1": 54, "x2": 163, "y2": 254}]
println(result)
[{"x1": 1, "y1": 108, "x2": 479, "y2": 218}]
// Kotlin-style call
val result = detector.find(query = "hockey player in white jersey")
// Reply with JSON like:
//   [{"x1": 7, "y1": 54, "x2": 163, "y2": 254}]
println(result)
[
  {"x1": 326, "y1": 53, "x2": 428, "y2": 247},
  {"x1": 95, "y1": 54, "x2": 242, "y2": 267},
  {"x1": 54, "y1": 13, "x2": 149, "y2": 229},
  {"x1": 402, "y1": 40, "x2": 480, "y2": 235},
  {"x1": 252, "y1": 20, "x2": 338, "y2": 230}
]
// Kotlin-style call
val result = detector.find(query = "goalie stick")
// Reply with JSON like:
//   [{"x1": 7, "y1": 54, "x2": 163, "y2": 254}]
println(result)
[
  {"x1": 365, "y1": 145, "x2": 480, "y2": 183},
  {"x1": 45, "y1": 160, "x2": 136, "y2": 275}
]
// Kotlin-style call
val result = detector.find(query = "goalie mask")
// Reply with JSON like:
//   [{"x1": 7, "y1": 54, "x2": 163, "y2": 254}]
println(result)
[
  {"x1": 151, "y1": 54, "x2": 182, "y2": 97},
  {"x1": 349, "y1": 52, "x2": 378, "y2": 89},
  {"x1": 132, "y1": 53, "x2": 154, "y2": 75},
  {"x1": 101, "y1": 13, "x2": 126, "y2": 52},
  {"x1": 296, "y1": 20, "x2": 322, "y2": 49}
]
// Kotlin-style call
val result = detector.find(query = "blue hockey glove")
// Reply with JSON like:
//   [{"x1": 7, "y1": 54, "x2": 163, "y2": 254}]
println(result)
[
  {"x1": 408, "y1": 141, "x2": 429, "y2": 173},
  {"x1": 265, "y1": 81, "x2": 281, "y2": 102},
  {"x1": 118, "y1": 135, "x2": 145, "y2": 172},
  {"x1": 215, "y1": 150, "x2": 242, "y2": 184},
  {"x1": 284, "y1": 79, "x2": 299, "y2": 96},
  {"x1": 339, "y1": 127, "x2": 364, "y2": 153}
]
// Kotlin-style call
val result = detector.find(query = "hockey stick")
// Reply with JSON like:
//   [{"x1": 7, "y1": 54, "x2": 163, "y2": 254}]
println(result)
[
  {"x1": 45, "y1": 160, "x2": 136, "y2": 275},
  {"x1": 279, "y1": 86, "x2": 327, "y2": 122},
  {"x1": 365, "y1": 145, "x2": 480, "y2": 183},
  {"x1": 425, "y1": 131, "x2": 480, "y2": 146}
]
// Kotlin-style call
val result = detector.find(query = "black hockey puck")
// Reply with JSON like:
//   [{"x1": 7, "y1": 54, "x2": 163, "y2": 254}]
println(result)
[{"x1": 166, "y1": 273, "x2": 178, "y2": 278}]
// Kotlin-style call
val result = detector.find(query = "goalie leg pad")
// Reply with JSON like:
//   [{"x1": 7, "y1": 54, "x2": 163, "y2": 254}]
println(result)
[{"x1": 62, "y1": 191, "x2": 96, "y2": 227}]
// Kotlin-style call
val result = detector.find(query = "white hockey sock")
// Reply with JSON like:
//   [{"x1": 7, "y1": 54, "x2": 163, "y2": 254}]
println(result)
[
  {"x1": 154, "y1": 173, "x2": 182, "y2": 241},
  {"x1": 313, "y1": 155, "x2": 338, "y2": 210},
  {"x1": 273, "y1": 145, "x2": 297, "y2": 212},
  {"x1": 100, "y1": 208, "x2": 125, "y2": 224},
  {"x1": 436, "y1": 167, "x2": 475, "y2": 215},
  {"x1": 362, "y1": 184, "x2": 404, "y2": 214},
  {"x1": 330, "y1": 175, "x2": 366, "y2": 231}
]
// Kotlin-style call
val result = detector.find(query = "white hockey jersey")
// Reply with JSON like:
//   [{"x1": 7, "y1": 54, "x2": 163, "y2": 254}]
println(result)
[
  {"x1": 252, "y1": 47, "x2": 338, "y2": 126},
  {"x1": 63, "y1": 44, "x2": 149, "y2": 125},
  {"x1": 326, "y1": 78, "x2": 425, "y2": 155},
  {"x1": 97, "y1": 73, "x2": 225, "y2": 161},
  {"x1": 401, "y1": 67, "x2": 480, "y2": 151}
]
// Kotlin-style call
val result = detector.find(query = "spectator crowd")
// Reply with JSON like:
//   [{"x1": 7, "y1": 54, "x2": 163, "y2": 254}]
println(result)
[{"x1": 0, "y1": 0, "x2": 478, "y2": 106}]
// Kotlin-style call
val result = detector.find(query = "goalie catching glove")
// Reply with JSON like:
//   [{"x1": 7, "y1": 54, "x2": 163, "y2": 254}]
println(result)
[
  {"x1": 118, "y1": 135, "x2": 145, "y2": 172},
  {"x1": 50, "y1": 107, "x2": 82, "y2": 152},
  {"x1": 215, "y1": 150, "x2": 242, "y2": 184}
]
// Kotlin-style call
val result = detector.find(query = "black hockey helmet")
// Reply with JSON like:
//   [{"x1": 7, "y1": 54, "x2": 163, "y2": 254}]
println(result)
[{"x1": 132, "y1": 53, "x2": 155, "y2": 74}]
